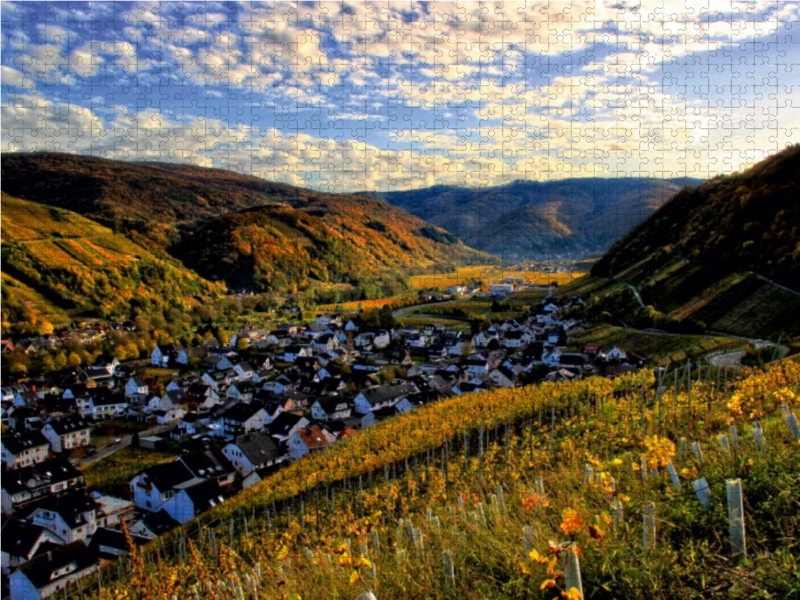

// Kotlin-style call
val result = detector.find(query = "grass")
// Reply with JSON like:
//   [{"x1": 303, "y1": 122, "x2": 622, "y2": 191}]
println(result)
[
  {"x1": 82, "y1": 446, "x2": 181, "y2": 497},
  {"x1": 81, "y1": 358, "x2": 800, "y2": 600}
]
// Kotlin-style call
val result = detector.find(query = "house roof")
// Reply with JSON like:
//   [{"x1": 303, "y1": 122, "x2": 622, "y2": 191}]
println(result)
[
  {"x1": 1, "y1": 517, "x2": 48, "y2": 558},
  {"x1": 369, "y1": 405, "x2": 401, "y2": 420},
  {"x1": 266, "y1": 412, "x2": 305, "y2": 436},
  {"x1": 178, "y1": 450, "x2": 234, "y2": 479},
  {"x1": 88, "y1": 527, "x2": 148, "y2": 559},
  {"x1": 360, "y1": 383, "x2": 416, "y2": 404},
  {"x1": 129, "y1": 376, "x2": 148, "y2": 387},
  {"x1": 1, "y1": 457, "x2": 83, "y2": 495},
  {"x1": 1, "y1": 429, "x2": 50, "y2": 454},
  {"x1": 92, "y1": 393, "x2": 128, "y2": 407},
  {"x1": 138, "y1": 460, "x2": 196, "y2": 491},
  {"x1": 45, "y1": 415, "x2": 91, "y2": 435},
  {"x1": 230, "y1": 432, "x2": 282, "y2": 464},
  {"x1": 220, "y1": 403, "x2": 265, "y2": 423},
  {"x1": 181, "y1": 479, "x2": 226, "y2": 511},
  {"x1": 295, "y1": 425, "x2": 332, "y2": 449},
  {"x1": 137, "y1": 509, "x2": 180, "y2": 536},
  {"x1": 19, "y1": 489, "x2": 100, "y2": 529},
  {"x1": 16, "y1": 541, "x2": 97, "y2": 590}
]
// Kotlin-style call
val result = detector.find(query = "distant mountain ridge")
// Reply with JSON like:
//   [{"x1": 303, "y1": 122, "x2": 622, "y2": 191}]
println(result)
[
  {"x1": 0, "y1": 153, "x2": 491, "y2": 295},
  {"x1": 363, "y1": 176, "x2": 704, "y2": 258}
]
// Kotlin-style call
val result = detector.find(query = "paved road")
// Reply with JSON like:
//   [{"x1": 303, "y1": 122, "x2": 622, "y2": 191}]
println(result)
[
  {"x1": 393, "y1": 300, "x2": 457, "y2": 318},
  {"x1": 78, "y1": 424, "x2": 174, "y2": 467},
  {"x1": 706, "y1": 342, "x2": 788, "y2": 367}
]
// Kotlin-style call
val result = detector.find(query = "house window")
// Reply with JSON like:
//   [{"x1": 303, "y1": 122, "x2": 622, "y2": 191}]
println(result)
[{"x1": 146, "y1": 501, "x2": 151, "y2": 508}]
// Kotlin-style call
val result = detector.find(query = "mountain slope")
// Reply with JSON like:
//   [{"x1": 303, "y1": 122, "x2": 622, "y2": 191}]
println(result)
[
  {"x1": 577, "y1": 145, "x2": 800, "y2": 339},
  {"x1": 1, "y1": 153, "x2": 491, "y2": 292},
  {"x1": 0, "y1": 193, "x2": 224, "y2": 334},
  {"x1": 593, "y1": 145, "x2": 800, "y2": 285},
  {"x1": 366, "y1": 177, "x2": 703, "y2": 258}
]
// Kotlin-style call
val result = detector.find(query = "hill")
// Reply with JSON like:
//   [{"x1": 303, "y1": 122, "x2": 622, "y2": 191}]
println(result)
[
  {"x1": 582, "y1": 145, "x2": 800, "y2": 339},
  {"x1": 1, "y1": 153, "x2": 491, "y2": 291},
  {"x1": 0, "y1": 193, "x2": 224, "y2": 334},
  {"x1": 79, "y1": 358, "x2": 800, "y2": 600},
  {"x1": 172, "y1": 195, "x2": 489, "y2": 293},
  {"x1": 365, "y1": 177, "x2": 703, "y2": 259}
]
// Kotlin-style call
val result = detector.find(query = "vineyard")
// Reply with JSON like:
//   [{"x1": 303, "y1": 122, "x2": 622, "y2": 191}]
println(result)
[{"x1": 74, "y1": 358, "x2": 799, "y2": 599}]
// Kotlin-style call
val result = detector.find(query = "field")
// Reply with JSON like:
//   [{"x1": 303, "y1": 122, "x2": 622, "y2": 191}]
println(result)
[
  {"x1": 80, "y1": 357, "x2": 800, "y2": 600},
  {"x1": 82, "y1": 446, "x2": 180, "y2": 497},
  {"x1": 409, "y1": 265, "x2": 498, "y2": 290}
]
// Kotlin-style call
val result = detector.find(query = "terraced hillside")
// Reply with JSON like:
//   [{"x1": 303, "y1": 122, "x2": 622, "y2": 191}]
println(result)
[
  {"x1": 570, "y1": 145, "x2": 800, "y2": 340},
  {"x1": 1, "y1": 193, "x2": 224, "y2": 333},
  {"x1": 75, "y1": 358, "x2": 800, "y2": 600}
]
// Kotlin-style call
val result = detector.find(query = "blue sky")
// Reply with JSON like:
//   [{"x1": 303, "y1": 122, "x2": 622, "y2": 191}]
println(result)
[{"x1": 2, "y1": 1, "x2": 799, "y2": 192}]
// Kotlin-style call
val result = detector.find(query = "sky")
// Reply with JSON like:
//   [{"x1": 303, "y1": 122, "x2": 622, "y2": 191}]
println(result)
[{"x1": 2, "y1": 0, "x2": 799, "y2": 193}]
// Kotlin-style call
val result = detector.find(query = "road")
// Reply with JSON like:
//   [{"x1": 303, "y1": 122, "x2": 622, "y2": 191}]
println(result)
[
  {"x1": 393, "y1": 300, "x2": 457, "y2": 318},
  {"x1": 622, "y1": 281, "x2": 646, "y2": 308},
  {"x1": 705, "y1": 341, "x2": 788, "y2": 367},
  {"x1": 77, "y1": 424, "x2": 174, "y2": 467}
]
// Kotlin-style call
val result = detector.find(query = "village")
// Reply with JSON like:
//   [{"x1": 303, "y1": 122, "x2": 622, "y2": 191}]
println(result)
[{"x1": 0, "y1": 289, "x2": 647, "y2": 600}]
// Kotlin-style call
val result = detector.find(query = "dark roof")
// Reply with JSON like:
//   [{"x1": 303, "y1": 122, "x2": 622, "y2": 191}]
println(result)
[
  {"x1": 17, "y1": 541, "x2": 98, "y2": 589},
  {"x1": 138, "y1": 509, "x2": 179, "y2": 535},
  {"x1": 230, "y1": 432, "x2": 282, "y2": 464},
  {"x1": 315, "y1": 398, "x2": 351, "y2": 413},
  {"x1": 139, "y1": 461, "x2": 195, "y2": 491},
  {"x1": 157, "y1": 343, "x2": 185, "y2": 354},
  {"x1": 1, "y1": 517, "x2": 49, "y2": 558},
  {"x1": 369, "y1": 405, "x2": 401, "y2": 420},
  {"x1": 360, "y1": 383, "x2": 416, "y2": 404},
  {"x1": 181, "y1": 479, "x2": 226, "y2": 512},
  {"x1": 46, "y1": 415, "x2": 91, "y2": 435},
  {"x1": 266, "y1": 412, "x2": 304, "y2": 436},
  {"x1": 18, "y1": 489, "x2": 100, "y2": 529},
  {"x1": 1, "y1": 430, "x2": 50, "y2": 454},
  {"x1": 220, "y1": 403, "x2": 266, "y2": 423},
  {"x1": 178, "y1": 450, "x2": 234, "y2": 479},
  {"x1": 92, "y1": 393, "x2": 128, "y2": 407},
  {"x1": 250, "y1": 460, "x2": 289, "y2": 480},
  {"x1": 1, "y1": 457, "x2": 83, "y2": 495},
  {"x1": 88, "y1": 527, "x2": 148, "y2": 559}
]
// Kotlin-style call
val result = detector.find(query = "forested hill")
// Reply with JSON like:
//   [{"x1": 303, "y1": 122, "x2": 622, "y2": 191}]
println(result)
[
  {"x1": 592, "y1": 144, "x2": 800, "y2": 287},
  {"x1": 1, "y1": 152, "x2": 490, "y2": 295}
]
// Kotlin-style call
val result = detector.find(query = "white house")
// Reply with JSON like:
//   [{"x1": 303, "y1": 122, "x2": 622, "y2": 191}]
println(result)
[
  {"x1": 8, "y1": 541, "x2": 98, "y2": 600},
  {"x1": 285, "y1": 425, "x2": 336, "y2": 461},
  {"x1": 354, "y1": 383, "x2": 417, "y2": 415},
  {"x1": 1, "y1": 518, "x2": 62, "y2": 576},
  {"x1": 162, "y1": 480, "x2": 226, "y2": 524},
  {"x1": 1, "y1": 431, "x2": 50, "y2": 469},
  {"x1": 150, "y1": 344, "x2": 188, "y2": 367},
  {"x1": 606, "y1": 346, "x2": 628, "y2": 361},
  {"x1": 41, "y1": 417, "x2": 91, "y2": 454},
  {"x1": 124, "y1": 377, "x2": 149, "y2": 399},
  {"x1": 129, "y1": 462, "x2": 198, "y2": 512},
  {"x1": 218, "y1": 404, "x2": 270, "y2": 436},
  {"x1": 222, "y1": 432, "x2": 283, "y2": 476}
]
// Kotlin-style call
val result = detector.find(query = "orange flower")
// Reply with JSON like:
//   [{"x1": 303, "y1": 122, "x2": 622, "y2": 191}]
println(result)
[
  {"x1": 540, "y1": 578, "x2": 557, "y2": 590},
  {"x1": 559, "y1": 508, "x2": 583, "y2": 536}
]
